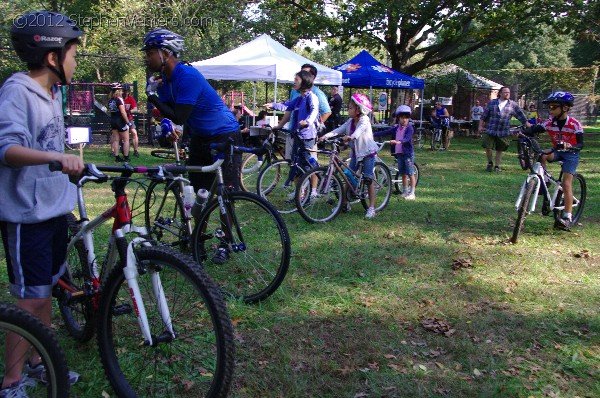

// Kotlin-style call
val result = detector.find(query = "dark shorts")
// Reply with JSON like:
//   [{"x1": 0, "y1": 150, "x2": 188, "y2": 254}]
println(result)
[
  {"x1": 481, "y1": 133, "x2": 511, "y2": 152},
  {"x1": 188, "y1": 130, "x2": 242, "y2": 191},
  {"x1": 1, "y1": 215, "x2": 68, "y2": 299},
  {"x1": 395, "y1": 153, "x2": 415, "y2": 176},
  {"x1": 111, "y1": 118, "x2": 128, "y2": 132},
  {"x1": 292, "y1": 136, "x2": 317, "y2": 170},
  {"x1": 551, "y1": 150, "x2": 579, "y2": 175}
]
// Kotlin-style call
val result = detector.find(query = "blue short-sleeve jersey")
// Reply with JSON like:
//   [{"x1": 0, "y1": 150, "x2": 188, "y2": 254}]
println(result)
[{"x1": 157, "y1": 63, "x2": 239, "y2": 136}]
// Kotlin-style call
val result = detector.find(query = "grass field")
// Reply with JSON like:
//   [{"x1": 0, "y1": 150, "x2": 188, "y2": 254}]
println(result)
[{"x1": 1, "y1": 132, "x2": 599, "y2": 397}]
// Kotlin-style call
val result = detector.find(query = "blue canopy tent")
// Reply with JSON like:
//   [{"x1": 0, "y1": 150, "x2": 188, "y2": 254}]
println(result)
[{"x1": 333, "y1": 50, "x2": 425, "y2": 124}]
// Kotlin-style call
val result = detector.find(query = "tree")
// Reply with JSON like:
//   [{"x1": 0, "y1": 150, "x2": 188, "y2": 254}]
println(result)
[{"x1": 251, "y1": 0, "x2": 593, "y2": 77}]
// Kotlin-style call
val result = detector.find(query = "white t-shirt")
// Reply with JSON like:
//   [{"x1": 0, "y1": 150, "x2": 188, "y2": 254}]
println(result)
[{"x1": 498, "y1": 100, "x2": 509, "y2": 112}]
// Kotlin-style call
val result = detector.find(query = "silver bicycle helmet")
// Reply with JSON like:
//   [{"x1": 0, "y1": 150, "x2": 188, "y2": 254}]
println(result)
[{"x1": 141, "y1": 28, "x2": 184, "y2": 56}]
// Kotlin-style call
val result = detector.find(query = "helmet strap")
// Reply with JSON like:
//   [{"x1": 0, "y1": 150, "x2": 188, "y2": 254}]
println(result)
[{"x1": 45, "y1": 49, "x2": 68, "y2": 85}]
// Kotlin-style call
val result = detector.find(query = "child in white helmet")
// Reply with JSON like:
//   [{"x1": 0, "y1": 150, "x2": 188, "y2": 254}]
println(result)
[{"x1": 374, "y1": 105, "x2": 417, "y2": 199}]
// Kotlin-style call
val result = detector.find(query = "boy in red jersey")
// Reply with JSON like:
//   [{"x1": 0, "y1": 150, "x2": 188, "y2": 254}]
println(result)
[{"x1": 539, "y1": 91, "x2": 583, "y2": 231}]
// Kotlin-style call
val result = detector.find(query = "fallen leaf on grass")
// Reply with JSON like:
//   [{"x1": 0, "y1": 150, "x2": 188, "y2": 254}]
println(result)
[
  {"x1": 433, "y1": 388, "x2": 450, "y2": 395},
  {"x1": 473, "y1": 368, "x2": 482, "y2": 377},
  {"x1": 451, "y1": 258, "x2": 473, "y2": 270},
  {"x1": 573, "y1": 250, "x2": 590, "y2": 258},
  {"x1": 421, "y1": 318, "x2": 456, "y2": 337}
]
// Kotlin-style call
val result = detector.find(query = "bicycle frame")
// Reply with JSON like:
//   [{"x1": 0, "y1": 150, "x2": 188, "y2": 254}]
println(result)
[
  {"x1": 318, "y1": 144, "x2": 364, "y2": 197},
  {"x1": 514, "y1": 161, "x2": 562, "y2": 214},
  {"x1": 57, "y1": 165, "x2": 179, "y2": 346}
]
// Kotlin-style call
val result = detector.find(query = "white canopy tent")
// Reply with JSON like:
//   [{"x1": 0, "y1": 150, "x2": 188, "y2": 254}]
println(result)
[{"x1": 191, "y1": 34, "x2": 342, "y2": 112}]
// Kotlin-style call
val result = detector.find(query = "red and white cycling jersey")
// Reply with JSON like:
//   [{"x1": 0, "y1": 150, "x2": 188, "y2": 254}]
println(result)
[{"x1": 540, "y1": 115, "x2": 583, "y2": 147}]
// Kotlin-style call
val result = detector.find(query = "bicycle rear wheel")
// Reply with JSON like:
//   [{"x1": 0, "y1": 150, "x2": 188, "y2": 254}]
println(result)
[
  {"x1": 256, "y1": 159, "x2": 298, "y2": 214},
  {"x1": 553, "y1": 173, "x2": 586, "y2": 225},
  {"x1": 296, "y1": 167, "x2": 343, "y2": 223},
  {"x1": 414, "y1": 128, "x2": 425, "y2": 150},
  {"x1": 144, "y1": 181, "x2": 190, "y2": 250},
  {"x1": 511, "y1": 178, "x2": 536, "y2": 244},
  {"x1": 0, "y1": 303, "x2": 70, "y2": 398},
  {"x1": 191, "y1": 191, "x2": 291, "y2": 303},
  {"x1": 58, "y1": 213, "x2": 96, "y2": 342},
  {"x1": 360, "y1": 161, "x2": 392, "y2": 212},
  {"x1": 97, "y1": 246, "x2": 235, "y2": 398}
]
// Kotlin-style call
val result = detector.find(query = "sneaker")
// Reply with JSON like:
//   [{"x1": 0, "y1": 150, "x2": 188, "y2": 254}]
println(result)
[
  {"x1": 115, "y1": 155, "x2": 124, "y2": 162},
  {"x1": 23, "y1": 361, "x2": 80, "y2": 386},
  {"x1": 365, "y1": 207, "x2": 376, "y2": 219},
  {"x1": 486, "y1": 162, "x2": 493, "y2": 172},
  {"x1": 494, "y1": 166, "x2": 501, "y2": 173},
  {"x1": 554, "y1": 217, "x2": 572, "y2": 232},
  {"x1": 400, "y1": 190, "x2": 410, "y2": 198},
  {"x1": 0, "y1": 379, "x2": 29, "y2": 398},
  {"x1": 124, "y1": 156, "x2": 130, "y2": 162},
  {"x1": 212, "y1": 245, "x2": 230, "y2": 265},
  {"x1": 310, "y1": 190, "x2": 319, "y2": 199},
  {"x1": 404, "y1": 192, "x2": 416, "y2": 200},
  {"x1": 341, "y1": 203, "x2": 352, "y2": 213},
  {"x1": 133, "y1": 150, "x2": 139, "y2": 158}
]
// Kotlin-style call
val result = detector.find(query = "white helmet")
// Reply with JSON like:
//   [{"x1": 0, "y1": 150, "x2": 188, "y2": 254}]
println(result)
[{"x1": 395, "y1": 105, "x2": 412, "y2": 116}]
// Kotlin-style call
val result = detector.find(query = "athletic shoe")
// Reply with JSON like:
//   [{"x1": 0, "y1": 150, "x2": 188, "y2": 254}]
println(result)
[
  {"x1": 365, "y1": 207, "x2": 376, "y2": 219},
  {"x1": 310, "y1": 190, "x2": 319, "y2": 199},
  {"x1": 554, "y1": 217, "x2": 572, "y2": 232},
  {"x1": 401, "y1": 190, "x2": 410, "y2": 198},
  {"x1": 23, "y1": 361, "x2": 80, "y2": 385},
  {"x1": 341, "y1": 203, "x2": 352, "y2": 213},
  {"x1": 133, "y1": 150, "x2": 139, "y2": 158},
  {"x1": 115, "y1": 155, "x2": 124, "y2": 162},
  {"x1": 124, "y1": 156, "x2": 130, "y2": 162},
  {"x1": 404, "y1": 193, "x2": 416, "y2": 200},
  {"x1": 212, "y1": 245, "x2": 230, "y2": 265},
  {"x1": 0, "y1": 379, "x2": 29, "y2": 398},
  {"x1": 486, "y1": 162, "x2": 493, "y2": 172},
  {"x1": 494, "y1": 166, "x2": 501, "y2": 173}
]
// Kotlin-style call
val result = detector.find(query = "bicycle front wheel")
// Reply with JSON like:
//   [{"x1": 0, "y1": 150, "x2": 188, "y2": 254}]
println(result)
[
  {"x1": 511, "y1": 178, "x2": 536, "y2": 244},
  {"x1": 296, "y1": 166, "x2": 343, "y2": 223},
  {"x1": 58, "y1": 213, "x2": 96, "y2": 342},
  {"x1": 360, "y1": 161, "x2": 392, "y2": 212},
  {"x1": 553, "y1": 173, "x2": 586, "y2": 225},
  {"x1": 0, "y1": 303, "x2": 70, "y2": 398},
  {"x1": 145, "y1": 181, "x2": 190, "y2": 250},
  {"x1": 192, "y1": 191, "x2": 291, "y2": 303},
  {"x1": 97, "y1": 246, "x2": 235, "y2": 398},
  {"x1": 256, "y1": 159, "x2": 298, "y2": 214}
]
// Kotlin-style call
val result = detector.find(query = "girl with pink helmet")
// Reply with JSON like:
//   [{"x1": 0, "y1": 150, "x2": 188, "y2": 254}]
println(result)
[{"x1": 319, "y1": 93, "x2": 379, "y2": 218}]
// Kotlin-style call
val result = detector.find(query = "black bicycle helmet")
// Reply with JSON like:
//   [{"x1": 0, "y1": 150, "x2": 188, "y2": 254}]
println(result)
[
  {"x1": 542, "y1": 91, "x2": 574, "y2": 107},
  {"x1": 11, "y1": 11, "x2": 83, "y2": 66}
]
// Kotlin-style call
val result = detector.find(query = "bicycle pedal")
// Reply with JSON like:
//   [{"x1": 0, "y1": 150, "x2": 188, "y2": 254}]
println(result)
[{"x1": 112, "y1": 304, "x2": 133, "y2": 316}]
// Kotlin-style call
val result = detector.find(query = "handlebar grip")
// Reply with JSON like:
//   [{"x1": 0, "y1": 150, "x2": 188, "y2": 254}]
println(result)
[{"x1": 49, "y1": 161, "x2": 62, "y2": 172}]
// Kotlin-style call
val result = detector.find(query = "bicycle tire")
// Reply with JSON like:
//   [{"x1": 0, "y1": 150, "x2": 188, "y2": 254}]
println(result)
[
  {"x1": 0, "y1": 303, "x2": 70, "y2": 398},
  {"x1": 517, "y1": 139, "x2": 537, "y2": 170},
  {"x1": 393, "y1": 162, "x2": 420, "y2": 193},
  {"x1": 144, "y1": 181, "x2": 189, "y2": 250},
  {"x1": 150, "y1": 149, "x2": 177, "y2": 160},
  {"x1": 553, "y1": 173, "x2": 586, "y2": 225},
  {"x1": 97, "y1": 246, "x2": 235, "y2": 398},
  {"x1": 295, "y1": 166, "x2": 343, "y2": 223},
  {"x1": 256, "y1": 159, "x2": 299, "y2": 214},
  {"x1": 191, "y1": 191, "x2": 291, "y2": 303},
  {"x1": 414, "y1": 128, "x2": 425, "y2": 150},
  {"x1": 430, "y1": 129, "x2": 443, "y2": 150},
  {"x1": 511, "y1": 178, "x2": 536, "y2": 244},
  {"x1": 360, "y1": 161, "x2": 392, "y2": 212},
  {"x1": 240, "y1": 152, "x2": 277, "y2": 193},
  {"x1": 58, "y1": 213, "x2": 96, "y2": 342}
]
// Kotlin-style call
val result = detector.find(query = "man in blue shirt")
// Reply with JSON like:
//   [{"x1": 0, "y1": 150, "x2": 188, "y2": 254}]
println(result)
[{"x1": 142, "y1": 28, "x2": 242, "y2": 190}]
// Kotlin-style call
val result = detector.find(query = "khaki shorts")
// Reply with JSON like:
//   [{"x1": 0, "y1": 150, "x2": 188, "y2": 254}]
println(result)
[{"x1": 481, "y1": 134, "x2": 511, "y2": 152}]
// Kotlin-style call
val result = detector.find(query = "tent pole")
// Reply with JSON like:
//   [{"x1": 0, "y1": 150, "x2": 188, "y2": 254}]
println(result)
[
  {"x1": 419, "y1": 88, "x2": 424, "y2": 128},
  {"x1": 253, "y1": 81, "x2": 256, "y2": 125},
  {"x1": 369, "y1": 86, "x2": 373, "y2": 122}
]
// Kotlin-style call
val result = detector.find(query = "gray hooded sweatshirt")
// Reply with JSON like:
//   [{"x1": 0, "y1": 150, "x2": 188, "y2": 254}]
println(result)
[{"x1": 0, "y1": 72, "x2": 76, "y2": 223}]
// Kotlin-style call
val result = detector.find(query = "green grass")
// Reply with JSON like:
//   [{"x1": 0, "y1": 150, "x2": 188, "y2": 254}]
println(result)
[{"x1": 1, "y1": 135, "x2": 600, "y2": 397}]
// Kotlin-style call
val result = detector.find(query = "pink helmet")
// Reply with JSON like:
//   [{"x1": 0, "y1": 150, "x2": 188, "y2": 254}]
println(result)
[{"x1": 351, "y1": 93, "x2": 372, "y2": 115}]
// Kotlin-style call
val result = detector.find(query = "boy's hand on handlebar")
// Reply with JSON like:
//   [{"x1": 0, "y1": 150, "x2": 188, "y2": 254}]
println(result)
[{"x1": 57, "y1": 154, "x2": 85, "y2": 175}]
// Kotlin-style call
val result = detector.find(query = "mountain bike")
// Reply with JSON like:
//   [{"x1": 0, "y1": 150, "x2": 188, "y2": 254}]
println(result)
[
  {"x1": 49, "y1": 161, "x2": 235, "y2": 397},
  {"x1": 295, "y1": 138, "x2": 392, "y2": 223},
  {"x1": 0, "y1": 302, "x2": 69, "y2": 397},
  {"x1": 510, "y1": 133, "x2": 586, "y2": 243},
  {"x1": 239, "y1": 126, "x2": 287, "y2": 192},
  {"x1": 255, "y1": 129, "x2": 316, "y2": 214},
  {"x1": 430, "y1": 119, "x2": 450, "y2": 150},
  {"x1": 144, "y1": 140, "x2": 291, "y2": 303}
]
